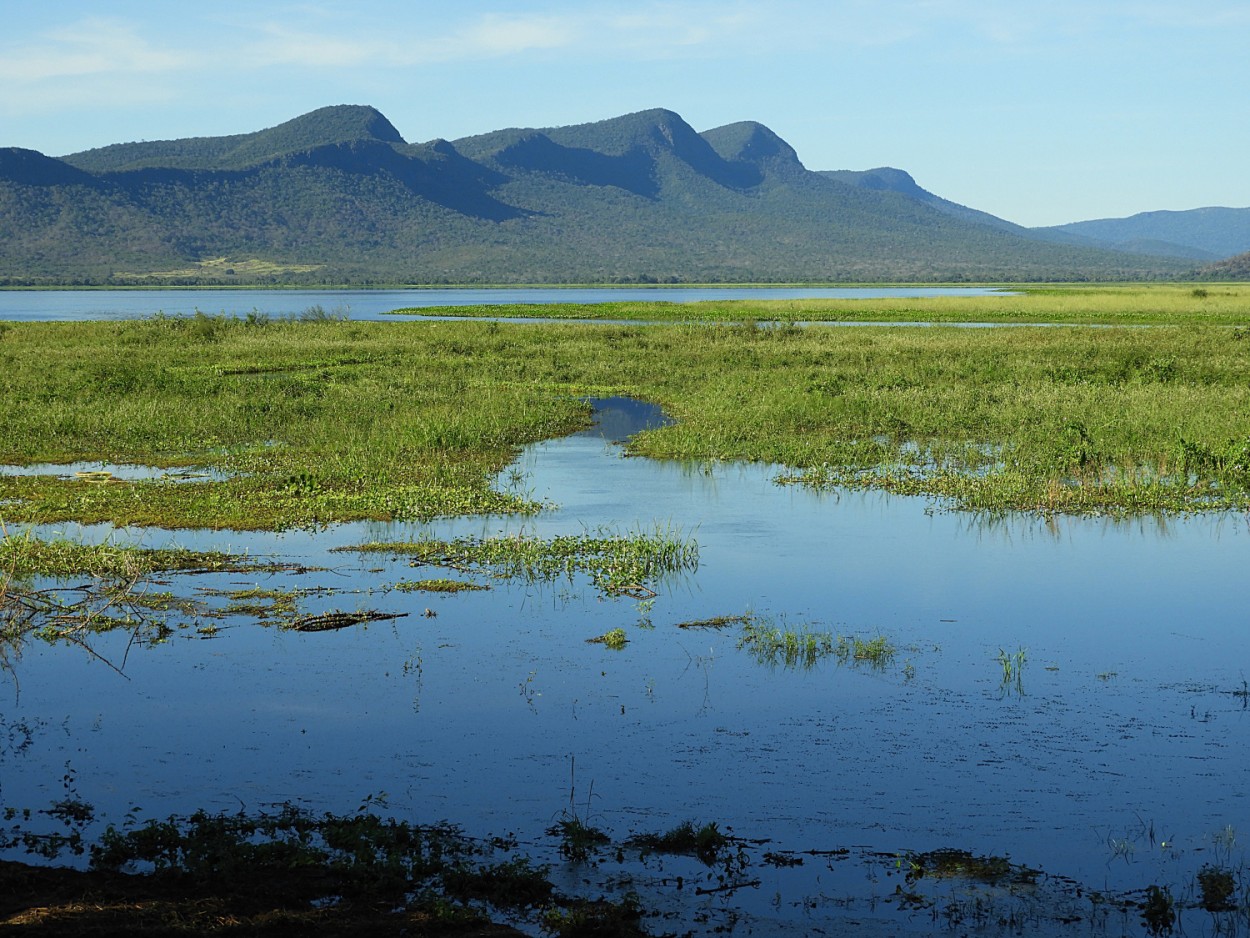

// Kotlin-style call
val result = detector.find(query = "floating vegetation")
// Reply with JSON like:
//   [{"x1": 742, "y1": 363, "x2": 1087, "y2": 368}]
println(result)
[
  {"x1": 899, "y1": 848, "x2": 1040, "y2": 887},
  {"x1": 339, "y1": 525, "x2": 698, "y2": 596},
  {"x1": 287, "y1": 610, "x2": 408, "y2": 633},
  {"x1": 586, "y1": 628, "x2": 628, "y2": 650},
  {"x1": 394, "y1": 578, "x2": 490, "y2": 594},
  {"x1": 676, "y1": 613, "x2": 755, "y2": 630}
]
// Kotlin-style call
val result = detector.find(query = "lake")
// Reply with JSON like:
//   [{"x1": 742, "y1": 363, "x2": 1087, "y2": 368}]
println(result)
[
  {"x1": 3, "y1": 398, "x2": 1248, "y2": 935},
  {"x1": 0, "y1": 286, "x2": 1009, "y2": 322}
]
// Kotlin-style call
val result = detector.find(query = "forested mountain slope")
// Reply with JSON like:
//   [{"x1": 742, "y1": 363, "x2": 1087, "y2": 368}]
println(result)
[{"x1": 0, "y1": 105, "x2": 1192, "y2": 284}]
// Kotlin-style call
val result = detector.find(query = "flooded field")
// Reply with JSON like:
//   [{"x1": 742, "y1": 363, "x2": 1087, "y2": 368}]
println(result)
[{"x1": 3, "y1": 399, "x2": 1250, "y2": 935}]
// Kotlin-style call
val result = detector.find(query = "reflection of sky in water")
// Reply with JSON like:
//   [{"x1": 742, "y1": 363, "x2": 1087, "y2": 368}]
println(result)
[
  {"x1": 4, "y1": 399, "x2": 1250, "y2": 928},
  {"x1": 0, "y1": 286, "x2": 1012, "y2": 322}
]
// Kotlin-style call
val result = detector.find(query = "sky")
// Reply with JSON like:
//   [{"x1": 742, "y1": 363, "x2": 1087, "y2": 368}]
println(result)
[{"x1": 2, "y1": 0, "x2": 1248, "y2": 228}]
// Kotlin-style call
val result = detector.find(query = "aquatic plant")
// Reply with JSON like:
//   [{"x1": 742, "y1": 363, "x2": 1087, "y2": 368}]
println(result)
[
  {"x1": 341, "y1": 525, "x2": 698, "y2": 596},
  {"x1": 0, "y1": 532, "x2": 239, "y2": 580},
  {"x1": 586, "y1": 628, "x2": 629, "y2": 650},
  {"x1": 1196, "y1": 864, "x2": 1237, "y2": 912},
  {"x1": 676, "y1": 613, "x2": 755, "y2": 630},
  {"x1": 628, "y1": 820, "x2": 732, "y2": 866},
  {"x1": 997, "y1": 646, "x2": 1028, "y2": 696},
  {"x1": 738, "y1": 618, "x2": 833, "y2": 669},
  {"x1": 738, "y1": 618, "x2": 897, "y2": 671},
  {"x1": 899, "y1": 848, "x2": 1039, "y2": 887},
  {"x1": 1140, "y1": 884, "x2": 1176, "y2": 935},
  {"x1": 394, "y1": 578, "x2": 490, "y2": 593},
  {"x1": 835, "y1": 633, "x2": 896, "y2": 668}
]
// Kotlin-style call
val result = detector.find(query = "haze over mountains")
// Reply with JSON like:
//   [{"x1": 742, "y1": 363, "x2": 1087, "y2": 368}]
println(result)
[{"x1": 0, "y1": 104, "x2": 1244, "y2": 285}]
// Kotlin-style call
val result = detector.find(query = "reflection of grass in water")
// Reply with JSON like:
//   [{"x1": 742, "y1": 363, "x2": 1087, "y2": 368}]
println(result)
[
  {"x1": 900, "y1": 848, "x2": 1040, "y2": 886},
  {"x1": 737, "y1": 617, "x2": 897, "y2": 671},
  {"x1": 997, "y1": 646, "x2": 1027, "y2": 696},
  {"x1": 0, "y1": 533, "x2": 239, "y2": 580},
  {"x1": 341, "y1": 525, "x2": 698, "y2": 596},
  {"x1": 586, "y1": 628, "x2": 628, "y2": 650},
  {"x1": 676, "y1": 613, "x2": 754, "y2": 630},
  {"x1": 627, "y1": 820, "x2": 733, "y2": 866}
]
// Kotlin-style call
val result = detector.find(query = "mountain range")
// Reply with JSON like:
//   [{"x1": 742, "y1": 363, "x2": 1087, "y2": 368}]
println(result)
[{"x1": 1, "y1": 104, "x2": 1244, "y2": 285}]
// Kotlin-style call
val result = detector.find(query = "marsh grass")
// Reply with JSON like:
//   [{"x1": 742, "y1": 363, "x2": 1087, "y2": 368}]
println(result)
[
  {"x1": 394, "y1": 578, "x2": 490, "y2": 594},
  {"x1": 627, "y1": 821, "x2": 732, "y2": 866},
  {"x1": 738, "y1": 618, "x2": 834, "y2": 668},
  {"x1": 4, "y1": 287, "x2": 1250, "y2": 532},
  {"x1": 586, "y1": 628, "x2": 629, "y2": 649},
  {"x1": 738, "y1": 618, "x2": 898, "y2": 671},
  {"x1": 899, "y1": 848, "x2": 1040, "y2": 887},
  {"x1": 390, "y1": 283, "x2": 1250, "y2": 325},
  {"x1": 340, "y1": 526, "x2": 698, "y2": 595},
  {"x1": 0, "y1": 533, "x2": 239, "y2": 580},
  {"x1": 997, "y1": 647, "x2": 1028, "y2": 696},
  {"x1": 676, "y1": 613, "x2": 755, "y2": 630}
]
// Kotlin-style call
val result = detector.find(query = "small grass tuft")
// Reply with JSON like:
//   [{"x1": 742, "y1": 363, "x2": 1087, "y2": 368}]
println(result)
[
  {"x1": 395, "y1": 578, "x2": 490, "y2": 594},
  {"x1": 587, "y1": 628, "x2": 629, "y2": 650}
]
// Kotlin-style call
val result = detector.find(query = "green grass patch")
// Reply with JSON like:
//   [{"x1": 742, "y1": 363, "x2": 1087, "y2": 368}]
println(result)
[
  {"x1": 3, "y1": 286, "x2": 1250, "y2": 529},
  {"x1": 0, "y1": 533, "x2": 240, "y2": 580},
  {"x1": 586, "y1": 628, "x2": 629, "y2": 649},
  {"x1": 738, "y1": 619, "x2": 897, "y2": 671},
  {"x1": 394, "y1": 578, "x2": 490, "y2": 594},
  {"x1": 675, "y1": 613, "x2": 755, "y2": 630},
  {"x1": 339, "y1": 527, "x2": 698, "y2": 595}
]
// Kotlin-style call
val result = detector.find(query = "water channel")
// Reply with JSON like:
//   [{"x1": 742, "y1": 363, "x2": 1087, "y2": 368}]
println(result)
[
  {"x1": 0, "y1": 286, "x2": 1009, "y2": 322},
  {"x1": 3, "y1": 398, "x2": 1249, "y2": 935}
]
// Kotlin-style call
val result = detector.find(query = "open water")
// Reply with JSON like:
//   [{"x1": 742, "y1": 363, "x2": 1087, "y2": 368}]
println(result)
[{"x1": 3, "y1": 399, "x2": 1248, "y2": 934}]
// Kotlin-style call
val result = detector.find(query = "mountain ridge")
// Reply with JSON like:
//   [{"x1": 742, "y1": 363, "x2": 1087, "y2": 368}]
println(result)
[{"x1": 0, "y1": 104, "x2": 1214, "y2": 284}]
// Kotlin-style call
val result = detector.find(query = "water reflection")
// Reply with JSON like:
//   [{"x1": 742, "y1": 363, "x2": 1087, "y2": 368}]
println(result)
[
  {"x1": 0, "y1": 286, "x2": 1013, "y2": 322},
  {"x1": 2, "y1": 399, "x2": 1250, "y2": 936}
]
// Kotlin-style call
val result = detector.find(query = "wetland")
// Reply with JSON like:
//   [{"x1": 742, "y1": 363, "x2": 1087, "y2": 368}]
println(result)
[{"x1": 2, "y1": 285, "x2": 1250, "y2": 935}]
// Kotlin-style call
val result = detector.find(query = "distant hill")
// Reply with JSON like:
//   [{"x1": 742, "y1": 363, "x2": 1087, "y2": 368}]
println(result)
[
  {"x1": 1197, "y1": 250, "x2": 1250, "y2": 279},
  {"x1": 0, "y1": 105, "x2": 1194, "y2": 285},
  {"x1": 1036, "y1": 207, "x2": 1250, "y2": 261},
  {"x1": 820, "y1": 167, "x2": 1026, "y2": 235}
]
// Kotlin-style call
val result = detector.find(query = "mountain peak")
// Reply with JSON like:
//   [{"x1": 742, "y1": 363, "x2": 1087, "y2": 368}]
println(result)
[
  {"x1": 822, "y1": 167, "x2": 926, "y2": 198},
  {"x1": 63, "y1": 104, "x2": 405, "y2": 173},
  {"x1": 218, "y1": 104, "x2": 404, "y2": 166},
  {"x1": 701, "y1": 121, "x2": 801, "y2": 167},
  {"x1": 543, "y1": 108, "x2": 703, "y2": 157}
]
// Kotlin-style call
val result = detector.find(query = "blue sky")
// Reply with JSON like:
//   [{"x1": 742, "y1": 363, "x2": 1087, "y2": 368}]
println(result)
[{"x1": 3, "y1": 0, "x2": 1247, "y2": 227}]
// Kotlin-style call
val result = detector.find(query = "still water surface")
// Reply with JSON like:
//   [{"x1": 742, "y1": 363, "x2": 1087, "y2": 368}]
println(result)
[
  {"x1": 3, "y1": 400, "x2": 1248, "y2": 934},
  {"x1": 0, "y1": 286, "x2": 1008, "y2": 321}
]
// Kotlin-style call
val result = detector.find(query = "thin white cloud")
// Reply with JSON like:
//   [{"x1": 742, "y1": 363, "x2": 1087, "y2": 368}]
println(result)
[
  {"x1": 234, "y1": 11, "x2": 582, "y2": 68},
  {"x1": 0, "y1": 17, "x2": 191, "y2": 84},
  {"x1": 456, "y1": 13, "x2": 580, "y2": 56}
]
